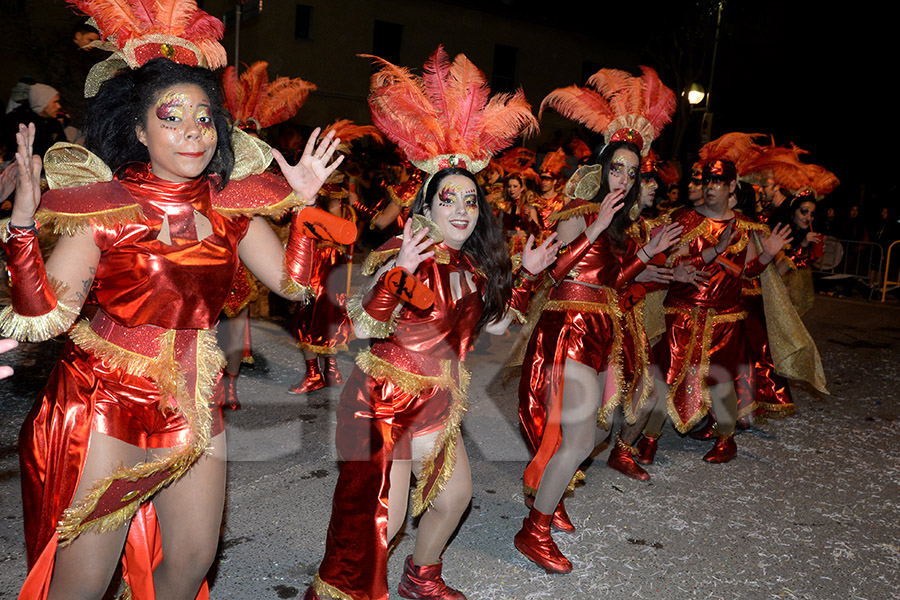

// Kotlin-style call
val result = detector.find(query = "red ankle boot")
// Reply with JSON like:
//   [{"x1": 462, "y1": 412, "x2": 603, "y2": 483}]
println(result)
[
  {"x1": 289, "y1": 359, "x2": 325, "y2": 394},
  {"x1": 607, "y1": 435, "x2": 650, "y2": 481},
  {"x1": 634, "y1": 434, "x2": 658, "y2": 465},
  {"x1": 322, "y1": 356, "x2": 343, "y2": 387},
  {"x1": 397, "y1": 554, "x2": 466, "y2": 600},
  {"x1": 689, "y1": 415, "x2": 717, "y2": 440},
  {"x1": 524, "y1": 495, "x2": 575, "y2": 533},
  {"x1": 514, "y1": 508, "x2": 572, "y2": 574},
  {"x1": 703, "y1": 434, "x2": 737, "y2": 463}
]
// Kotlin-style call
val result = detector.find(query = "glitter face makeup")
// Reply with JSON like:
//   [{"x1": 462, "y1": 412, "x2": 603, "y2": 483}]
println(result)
[
  {"x1": 426, "y1": 174, "x2": 479, "y2": 250},
  {"x1": 136, "y1": 84, "x2": 217, "y2": 182},
  {"x1": 607, "y1": 148, "x2": 640, "y2": 194}
]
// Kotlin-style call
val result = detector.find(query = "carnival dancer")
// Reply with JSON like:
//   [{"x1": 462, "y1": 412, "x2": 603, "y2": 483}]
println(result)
[
  {"x1": 525, "y1": 147, "x2": 568, "y2": 240},
  {"x1": 217, "y1": 60, "x2": 316, "y2": 408},
  {"x1": 608, "y1": 154, "x2": 676, "y2": 480},
  {"x1": 304, "y1": 46, "x2": 555, "y2": 600},
  {"x1": 516, "y1": 67, "x2": 682, "y2": 573},
  {"x1": 652, "y1": 158, "x2": 791, "y2": 463},
  {"x1": 289, "y1": 121, "x2": 382, "y2": 393},
  {"x1": 3, "y1": 2, "x2": 349, "y2": 597}
]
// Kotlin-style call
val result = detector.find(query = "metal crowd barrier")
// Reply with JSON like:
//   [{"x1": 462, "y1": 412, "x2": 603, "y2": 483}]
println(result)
[
  {"x1": 812, "y1": 237, "x2": 884, "y2": 301},
  {"x1": 880, "y1": 240, "x2": 900, "y2": 302}
]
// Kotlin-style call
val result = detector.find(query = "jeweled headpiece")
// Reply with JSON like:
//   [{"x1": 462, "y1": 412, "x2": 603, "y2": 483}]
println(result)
[
  {"x1": 222, "y1": 62, "x2": 316, "y2": 133},
  {"x1": 361, "y1": 46, "x2": 539, "y2": 175},
  {"x1": 67, "y1": 0, "x2": 228, "y2": 97},
  {"x1": 540, "y1": 66, "x2": 675, "y2": 156}
]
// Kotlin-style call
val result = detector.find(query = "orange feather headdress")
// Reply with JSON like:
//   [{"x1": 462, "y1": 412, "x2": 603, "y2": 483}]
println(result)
[
  {"x1": 697, "y1": 132, "x2": 767, "y2": 177},
  {"x1": 222, "y1": 62, "x2": 317, "y2": 132},
  {"x1": 361, "y1": 45, "x2": 539, "y2": 175},
  {"x1": 538, "y1": 147, "x2": 568, "y2": 178},
  {"x1": 540, "y1": 66, "x2": 676, "y2": 156},
  {"x1": 66, "y1": 0, "x2": 227, "y2": 96}
]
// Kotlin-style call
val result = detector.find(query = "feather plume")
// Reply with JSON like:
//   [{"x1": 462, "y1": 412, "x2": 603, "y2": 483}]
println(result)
[
  {"x1": 540, "y1": 148, "x2": 568, "y2": 177},
  {"x1": 542, "y1": 66, "x2": 676, "y2": 153},
  {"x1": 222, "y1": 62, "x2": 315, "y2": 130},
  {"x1": 324, "y1": 119, "x2": 384, "y2": 145},
  {"x1": 699, "y1": 132, "x2": 766, "y2": 175},
  {"x1": 361, "y1": 47, "x2": 537, "y2": 169}
]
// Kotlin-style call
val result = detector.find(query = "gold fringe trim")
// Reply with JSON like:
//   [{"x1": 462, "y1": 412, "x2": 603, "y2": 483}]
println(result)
[
  {"x1": 362, "y1": 246, "x2": 400, "y2": 275},
  {"x1": 298, "y1": 342, "x2": 347, "y2": 355},
  {"x1": 280, "y1": 275, "x2": 315, "y2": 304},
  {"x1": 214, "y1": 191, "x2": 306, "y2": 219},
  {"x1": 411, "y1": 361, "x2": 470, "y2": 517},
  {"x1": 313, "y1": 575, "x2": 356, "y2": 600},
  {"x1": 597, "y1": 293, "x2": 625, "y2": 430},
  {"x1": 543, "y1": 299, "x2": 616, "y2": 315},
  {"x1": 741, "y1": 286, "x2": 763, "y2": 296},
  {"x1": 549, "y1": 202, "x2": 598, "y2": 224},
  {"x1": 57, "y1": 324, "x2": 224, "y2": 544},
  {"x1": 347, "y1": 293, "x2": 398, "y2": 338},
  {"x1": 0, "y1": 277, "x2": 78, "y2": 342},
  {"x1": 117, "y1": 583, "x2": 133, "y2": 600},
  {"x1": 623, "y1": 302, "x2": 654, "y2": 425},
  {"x1": 36, "y1": 205, "x2": 145, "y2": 237},
  {"x1": 508, "y1": 306, "x2": 527, "y2": 324},
  {"x1": 355, "y1": 349, "x2": 452, "y2": 399}
]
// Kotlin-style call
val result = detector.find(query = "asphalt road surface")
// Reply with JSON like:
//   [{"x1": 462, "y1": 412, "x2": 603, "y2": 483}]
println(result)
[{"x1": 0, "y1": 294, "x2": 898, "y2": 600}]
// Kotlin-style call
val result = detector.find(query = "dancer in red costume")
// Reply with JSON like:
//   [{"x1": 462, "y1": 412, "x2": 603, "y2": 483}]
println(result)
[
  {"x1": 653, "y1": 159, "x2": 791, "y2": 463},
  {"x1": 515, "y1": 68, "x2": 680, "y2": 573},
  {"x1": 2, "y1": 7, "x2": 347, "y2": 596},
  {"x1": 305, "y1": 47, "x2": 556, "y2": 600},
  {"x1": 217, "y1": 60, "x2": 317, "y2": 408}
]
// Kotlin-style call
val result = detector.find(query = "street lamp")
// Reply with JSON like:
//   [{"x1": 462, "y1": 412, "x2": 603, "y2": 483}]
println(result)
[{"x1": 687, "y1": 83, "x2": 706, "y2": 107}]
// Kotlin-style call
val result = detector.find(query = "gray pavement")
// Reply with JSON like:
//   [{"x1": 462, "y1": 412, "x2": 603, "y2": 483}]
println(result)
[{"x1": 1, "y1": 294, "x2": 899, "y2": 600}]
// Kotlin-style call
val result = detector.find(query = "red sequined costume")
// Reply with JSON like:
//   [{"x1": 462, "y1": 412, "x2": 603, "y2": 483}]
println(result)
[
  {"x1": 656, "y1": 208, "x2": 766, "y2": 433},
  {"x1": 518, "y1": 199, "x2": 646, "y2": 494},
  {"x1": 310, "y1": 238, "x2": 485, "y2": 600},
  {"x1": 7, "y1": 161, "x2": 306, "y2": 600},
  {"x1": 293, "y1": 201, "x2": 356, "y2": 355},
  {"x1": 528, "y1": 192, "x2": 566, "y2": 242}
]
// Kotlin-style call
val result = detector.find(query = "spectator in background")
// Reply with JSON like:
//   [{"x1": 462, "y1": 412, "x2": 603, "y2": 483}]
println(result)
[
  {"x1": 4, "y1": 84, "x2": 66, "y2": 162},
  {"x1": 45, "y1": 22, "x2": 101, "y2": 135}
]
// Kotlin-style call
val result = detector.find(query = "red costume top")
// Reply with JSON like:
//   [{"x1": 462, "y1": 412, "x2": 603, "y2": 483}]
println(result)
[
  {"x1": 7, "y1": 154, "x2": 308, "y2": 600},
  {"x1": 313, "y1": 239, "x2": 485, "y2": 600},
  {"x1": 529, "y1": 192, "x2": 566, "y2": 240},
  {"x1": 656, "y1": 207, "x2": 767, "y2": 433},
  {"x1": 518, "y1": 199, "x2": 646, "y2": 493},
  {"x1": 293, "y1": 201, "x2": 357, "y2": 354}
]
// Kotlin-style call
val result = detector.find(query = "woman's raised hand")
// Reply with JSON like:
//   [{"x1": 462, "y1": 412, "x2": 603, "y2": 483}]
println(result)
[
  {"x1": 585, "y1": 188, "x2": 625, "y2": 240},
  {"x1": 762, "y1": 223, "x2": 793, "y2": 258},
  {"x1": 521, "y1": 233, "x2": 561, "y2": 275},
  {"x1": 12, "y1": 123, "x2": 42, "y2": 226},
  {"x1": 644, "y1": 222, "x2": 684, "y2": 256},
  {"x1": 395, "y1": 218, "x2": 435, "y2": 274},
  {"x1": 272, "y1": 127, "x2": 344, "y2": 205}
]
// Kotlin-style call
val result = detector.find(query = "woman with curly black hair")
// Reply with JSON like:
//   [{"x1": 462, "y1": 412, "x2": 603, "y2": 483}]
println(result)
[{"x1": 5, "y1": 57, "x2": 343, "y2": 599}]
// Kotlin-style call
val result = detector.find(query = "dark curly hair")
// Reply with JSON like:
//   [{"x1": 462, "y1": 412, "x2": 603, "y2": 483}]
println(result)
[
  {"x1": 588, "y1": 140, "x2": 643, "y2": 250},
  {"x1": 410, "y1": 167, "x2": 513, "y2": 334},
  {"x1": 82, "y1": 58, "x2": 234, "y2": 190}
]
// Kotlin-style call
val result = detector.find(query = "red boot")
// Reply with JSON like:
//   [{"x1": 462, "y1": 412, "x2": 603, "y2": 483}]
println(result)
[
  {"x1": 524, "y1": 495, "x2": 575, "y2": 533},
  {"x1": 634, "y1": 434, "x2": 658, "y2": 465},
  {"x1": 302, "y1": 587, "x2": 320, "y2": 600},
  {"x1": 289, "y1": 359, "x2": 325, "y2": 394},
  {"x1": 514, "y1": 508, "x2": 572, "y2": 574},
  {"x1": 322, "y1": 356, "x2": 343, "y2": 387},
  {"x1": 222, "y1": 372, "x2": 241, "y2": 410},
  {"x1": 703, "y1": 435, "x2": 737, "y2": 463},
  {"x1": 607, "y1": 435, "x2": 650, "y2": 481},
  {"x1": 689, "y1": 415, "x2": 717, "y2": 440},
  {"x1": 397, "y1": 554, "x2": 466, "y2": 600}
]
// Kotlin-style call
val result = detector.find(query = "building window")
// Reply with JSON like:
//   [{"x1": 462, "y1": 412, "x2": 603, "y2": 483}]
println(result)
[
  {"x1": 492, "y1": 44, "x2": 517, "y2": 94},
  {"x1": 373, "y1": 20, "x2": 403, "y2": 66},
  {"x1": 295, "y1": 4, "x2": 312, "y2": 40}
]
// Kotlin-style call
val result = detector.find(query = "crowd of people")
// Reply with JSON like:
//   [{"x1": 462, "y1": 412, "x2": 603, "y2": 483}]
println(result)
[{"x1": 0, "y1": 1, "x2": 874, "y2": 600}]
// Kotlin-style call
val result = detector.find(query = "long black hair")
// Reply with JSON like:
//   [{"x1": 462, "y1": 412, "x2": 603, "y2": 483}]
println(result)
[
  {"x1": 588, "y1": 140, "x2": 643, "y2": 250},
  {"x1": 410, "y1": 167, "x2": 513, "y2": 334},
  {"x1": 82, "y1": 58, "x2": 234, "y2": 190}
]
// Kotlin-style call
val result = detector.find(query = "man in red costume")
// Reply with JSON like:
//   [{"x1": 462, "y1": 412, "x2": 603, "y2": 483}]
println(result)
[{"x1": 654, "y1": 159, "x2": 790, "y2": 462}]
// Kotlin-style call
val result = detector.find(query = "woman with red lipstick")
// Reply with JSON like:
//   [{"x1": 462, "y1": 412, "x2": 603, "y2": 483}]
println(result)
[
  {"x1": 305, "y1": 47, "x2": 555, "y2": 600},
  {"x1": 5, "y1": 52, "x2": 344, "y2": 600}
]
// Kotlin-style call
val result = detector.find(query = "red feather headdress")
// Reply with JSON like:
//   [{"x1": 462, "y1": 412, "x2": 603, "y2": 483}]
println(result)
[
  {"x1": 361, "y1": 46, "x2": 539, "y2": 174},
  {"x1": 698, "y1": 132, "x2": 767, "y2": 177},
  {"x1": 67, "y1": 0, "x2": 227, "y2": 96},
  {"x1": 222, "y1": 62, "x2": 317, "y2": 131},
  {"x1": 540, "y1": 66, "x2": 675, "y2": 156}
]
